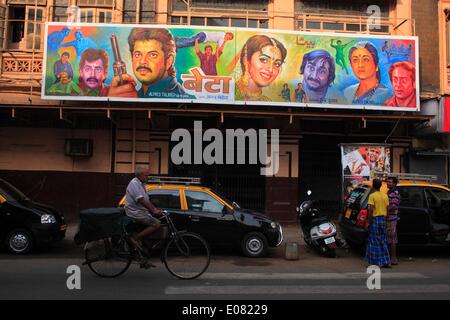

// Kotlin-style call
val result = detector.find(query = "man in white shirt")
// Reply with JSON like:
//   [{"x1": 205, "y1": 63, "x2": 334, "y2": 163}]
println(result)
[{"x1": 125, "y1": 166, "x2": 162, "y2": 249}]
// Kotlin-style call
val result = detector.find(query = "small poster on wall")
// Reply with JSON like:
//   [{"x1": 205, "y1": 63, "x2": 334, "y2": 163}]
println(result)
[{"x1": 340, "y1": 144, "x2": 392, "y2": 203}]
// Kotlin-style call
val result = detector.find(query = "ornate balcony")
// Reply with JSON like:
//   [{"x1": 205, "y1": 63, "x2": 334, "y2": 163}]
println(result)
[{"x1": 1, "y1": 51, "x2": 43, "y2": 80}]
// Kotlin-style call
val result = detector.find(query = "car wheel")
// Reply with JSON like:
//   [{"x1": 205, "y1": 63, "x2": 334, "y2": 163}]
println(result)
[
  {"x1": 5, "y1": 229, "x2": 34, "y2": 255},
  {"x1": 241, "y1": 232, "x2": 268, "y2": 257}
]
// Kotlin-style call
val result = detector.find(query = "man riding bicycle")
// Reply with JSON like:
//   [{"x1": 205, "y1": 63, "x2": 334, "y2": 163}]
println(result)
[{"x1": 125, "y1": 166, "x2": 162, "y2": 251}]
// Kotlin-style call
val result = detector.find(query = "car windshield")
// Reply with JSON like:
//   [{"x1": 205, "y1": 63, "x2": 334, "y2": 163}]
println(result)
[{"x1": 0, "y1": 179, "x2": 29, "y2": 202}]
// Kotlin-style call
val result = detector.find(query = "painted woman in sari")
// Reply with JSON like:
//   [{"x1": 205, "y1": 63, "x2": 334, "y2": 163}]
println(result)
[
  {"x1": 344, "y1": 41, "x2": 392, "y2": 106},
  {"x1": 236, "y1": 35, "x2": 287, "y2": 102}
]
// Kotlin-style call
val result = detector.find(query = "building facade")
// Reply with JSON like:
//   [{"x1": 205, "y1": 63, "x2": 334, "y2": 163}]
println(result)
[{"x1": 0, "y1": 0, "x2": 447, "y2": 222}]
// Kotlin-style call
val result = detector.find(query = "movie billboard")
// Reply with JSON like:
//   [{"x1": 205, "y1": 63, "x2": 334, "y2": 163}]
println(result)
[
  {"x1": 42, "y1": 23, "x2": 420, "y2": 111},
  {"x1": 341, "y1": 144, "x2": 392, "y2": 203}
]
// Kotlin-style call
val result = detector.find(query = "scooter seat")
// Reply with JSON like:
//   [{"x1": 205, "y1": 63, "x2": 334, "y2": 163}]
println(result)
[{"x1": 311, "y1": 216, "x2": 329, "y2": 226}]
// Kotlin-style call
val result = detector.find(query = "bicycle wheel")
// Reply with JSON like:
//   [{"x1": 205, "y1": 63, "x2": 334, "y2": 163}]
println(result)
[
  {"x1": 85, "y1": 237, "x2": 132, "y2": 278},
  {"x1": 163, "y1": 232, "x2": 210, "y2": 280}
]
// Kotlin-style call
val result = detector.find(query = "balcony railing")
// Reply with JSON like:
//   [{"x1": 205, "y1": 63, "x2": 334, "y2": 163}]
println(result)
[
  {"x1": 295, "y1": 12, "x2": 416, "y2": 36},
  {"x1": 1, "y1": 51, "x2": 43, "y2": 80},
  {"x1": 170, "y1": 6, "x2": 269, "y2": 27}
]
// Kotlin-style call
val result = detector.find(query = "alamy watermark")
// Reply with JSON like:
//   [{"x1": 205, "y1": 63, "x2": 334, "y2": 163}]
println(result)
[
  {"x1": 66, "y1": 265, "x2": 81, "y2": 290},
  {"x1": 367, "y1": 5, "x2": 382, "y2": 31},
  {"x1": 171, "y1": 121, "x2": 280, "y2": 176},
  {"x1": 366, "y1": 265, "x2": 382, "y2": 290}
]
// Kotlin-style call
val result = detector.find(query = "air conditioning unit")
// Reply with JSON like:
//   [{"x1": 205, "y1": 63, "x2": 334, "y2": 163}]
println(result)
[{"x1": 65, "y1": 139, "x2": 93, "y2": 157}]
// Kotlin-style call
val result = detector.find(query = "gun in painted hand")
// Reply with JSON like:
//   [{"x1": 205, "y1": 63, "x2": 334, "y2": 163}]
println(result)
[{"x1": 110, "y1": 34, "x2": 127, "y2": 86}]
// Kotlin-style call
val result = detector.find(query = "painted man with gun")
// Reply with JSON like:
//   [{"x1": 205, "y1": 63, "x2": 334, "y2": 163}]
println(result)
[{"x1": 108, "y1": 28, "x2": 192, "y2": 99}]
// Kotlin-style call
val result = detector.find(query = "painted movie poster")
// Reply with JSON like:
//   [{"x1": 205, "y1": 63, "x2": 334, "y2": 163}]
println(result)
[
  {"x1": 341, "y1": 144, "x2": 392, "y2": 202},
  {"x1": 42, "y1": 23, "x2": 420, "y2": 111}
]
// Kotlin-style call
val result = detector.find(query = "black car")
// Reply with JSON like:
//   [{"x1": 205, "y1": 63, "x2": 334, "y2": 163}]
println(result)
[
  {"x1": 340, "y1": 180, "x2": 450, "y2": 249},
  {"x1": 0, "y1": 179, "x2": 66, "y2": 254},
  {"x1": 119, "y1": 183, "x2": 283, "y2": 257}
]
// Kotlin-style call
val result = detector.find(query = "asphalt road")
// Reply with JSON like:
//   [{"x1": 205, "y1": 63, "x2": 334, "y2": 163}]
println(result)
[{"x1": 1, "y1": 226, "x2": 450, "y2": 300}]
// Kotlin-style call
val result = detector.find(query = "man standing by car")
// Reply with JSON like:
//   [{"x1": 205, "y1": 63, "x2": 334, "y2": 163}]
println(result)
[
  {"x1": 365, "y1": 179, "x2": 391, "y2": 268},
  {"x1": 386, "y1": 176, "x2": 401, "y2": 265},
  {"x1": 125, "y1": 166, "x2": 162, "y2": 250}
]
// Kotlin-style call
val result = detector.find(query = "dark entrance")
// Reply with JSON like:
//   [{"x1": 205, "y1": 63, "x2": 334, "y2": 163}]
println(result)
[
  {"x1": 300, "y1": 134, "x2": 342, "y2": 218},
  {"x1": 169, "y1": 116, "x2": 266, "y2": 212}
]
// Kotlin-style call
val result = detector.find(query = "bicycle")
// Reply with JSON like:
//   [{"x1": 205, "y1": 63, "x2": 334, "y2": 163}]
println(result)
[{"x1": 82, "y1": 211, "x2": 211, "y2": 280}]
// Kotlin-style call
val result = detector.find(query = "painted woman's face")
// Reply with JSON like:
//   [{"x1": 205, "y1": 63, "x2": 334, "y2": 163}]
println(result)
[
  {"x1": 350, "y1": 48, "x2": 377, "y2": 81},
  {"x1": 248, "y1": 45, "x2": 283, "y2": 88}
]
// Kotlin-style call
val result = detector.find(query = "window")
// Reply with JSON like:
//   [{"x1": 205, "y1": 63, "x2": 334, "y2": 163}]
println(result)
[
  {"x1": 190, "y1": 17, "x2": 204, "y2": 26},
  {"x1": 7, "y1": 5, "x2": 44, "y2": 50},
  {"x1": 185, "y1": 191, "x2": 224, "y2": 214},
  {"x1": 123, "y1": 0, "x2": 156, "y2": 23},
  {"x1": 80, "y1": 8, "x2": 112, "y2": 23},
  {"x1": 7, "y1": 0, "x2": 46, "y2": 5},
  {"x1": 148, "y1": 190, "x2": 181, "y2": 210},
  {"x1": 171, "y1": 15, "x2": 187, "y2": 25},
  {"x1": 207, "y1": 17, "x2": 228, "y2": 27},
  {"x1": 9, "y1": 6, "x2": 24, "y2": 44},
  {"x1": 399, "y1": 187, "x2": 425, "y2": 209},
  {"x1": 77, "y1": 0, "x2": 113, "y2": 7},
  {"x1": 52, "y1": 0, "x2": 68, "y2": 22},
  {"x1": 425, "y1": 188, "x2": 450, "y2": 207},
  {"x1": 172, "y1": 0, "x2": 268, "y2": 11},
  {"x1": 296, "y1": 0, "x2": 390, "y2": 17},
  {"x1": 0, "y1": 5, "x2": 6, "y2": 49}
]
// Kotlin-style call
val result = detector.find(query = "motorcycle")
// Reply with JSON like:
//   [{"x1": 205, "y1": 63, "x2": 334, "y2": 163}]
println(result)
[{"x1": 296, "y1": 190, "x2": 339, "y2": 258}]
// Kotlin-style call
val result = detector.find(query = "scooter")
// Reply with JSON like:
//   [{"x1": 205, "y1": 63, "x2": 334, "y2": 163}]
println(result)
[{"x1": 296, "y1": 190, "x2": 339, "y2": 258}]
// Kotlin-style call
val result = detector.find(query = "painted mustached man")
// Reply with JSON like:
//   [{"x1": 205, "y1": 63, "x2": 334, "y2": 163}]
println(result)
[{"x1": 108, "y1": 28, "x2": 191, "y2": 99}]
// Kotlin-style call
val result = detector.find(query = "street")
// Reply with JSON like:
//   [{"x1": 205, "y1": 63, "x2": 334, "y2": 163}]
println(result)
[{"x1": 1, "y1": 226, "x2": 450, "y2": 300}]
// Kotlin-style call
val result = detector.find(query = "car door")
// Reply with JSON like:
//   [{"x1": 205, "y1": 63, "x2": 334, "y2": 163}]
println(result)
[
  {"x1": 184, "y1": 190, "x2": 236, "y2": 245},
  {"x1": 147, "y1": 189, "x2": 188, "y2": 229},
  {"x1": 397, "y1": 186, "x2": 430, "y2": 245}
]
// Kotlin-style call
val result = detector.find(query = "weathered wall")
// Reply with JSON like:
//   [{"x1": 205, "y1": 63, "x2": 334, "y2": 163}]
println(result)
[
  {"x1": 0, "y1": 127, "x2": 112, "y2": 173},
  {"x1": 413, "y1": 0, "x2": 441, "y2": 93}
]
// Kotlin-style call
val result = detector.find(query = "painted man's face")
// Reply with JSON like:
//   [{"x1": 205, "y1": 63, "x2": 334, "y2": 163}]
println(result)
[
  {"x1": 132, "y1": 40, "x2": 169, "y2": 86},
  {"x1": 80, "y1": 58, "x2": 105, "y2": 90},
  {"x1": 205, "y1": 46, "x2": 213, "y2": 57},
  {"x1": 249, "y1": 45, "x2": 283, "y2": 88},
  {"x1": 61, "y1": 55, "x2": 69, "y2": 64},
  {"x1": 303, "y1": 58, "x2": 331, "y2": 91},
  {"x1": 59, "y1": 72, "x2": 70, "y2": 84},
  {"x1": 392, "y1": 67, "x2": 415, "y2": 100}
]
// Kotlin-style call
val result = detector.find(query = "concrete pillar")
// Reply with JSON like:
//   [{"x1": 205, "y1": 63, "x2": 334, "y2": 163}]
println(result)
[
  {"x1": 155, "y1": 0, "x2": 169, "y2": 24},
  {"x1": 270, "y1": 0, "x2": 295, "y2": 31},
  {"x1": 392, "y1": 0, "x2": 413, "y2": 36}
]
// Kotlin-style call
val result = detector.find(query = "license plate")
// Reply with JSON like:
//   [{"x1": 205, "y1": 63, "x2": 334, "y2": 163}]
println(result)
[
  {"x1": 60, "y1": 224, "x2": 67, "y2": 231},
  {"x1": 345, "y1": 208, "x2": 352, "y2": 219},
  {"x1": 325, "y1": 237, "x2": 335, "y2": 245}
]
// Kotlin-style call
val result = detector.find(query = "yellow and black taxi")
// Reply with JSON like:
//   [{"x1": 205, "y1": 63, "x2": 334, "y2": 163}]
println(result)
[
  {"x1": 119, "y1": 177, "x2": 283, "y2": 257},
  {"x1": 0, "y1": 178, "x2": 66, "y2": 254},
  {"x1": 340, "y1": 174, "x2": 450, "y2": 248}
]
